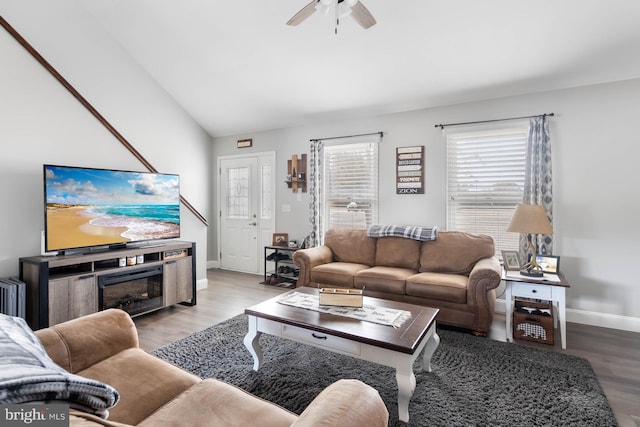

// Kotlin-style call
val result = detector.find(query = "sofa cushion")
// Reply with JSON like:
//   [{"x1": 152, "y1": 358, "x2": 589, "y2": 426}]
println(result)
[
  {"x1": 77, "y1": 348, "x2": 200, "y2": 425},
  {"x1": 311, "y1": 262, "x2": 370, "y2": 288},
  {"x1": 139, "y1": 379, "x2": 297, "y2": 427},
  {"x1": 419, "y1": 231, "x2": 495, "y2": 275},
  {"x1": 325, "y1": 229, "x2": 376, "y2": 266},
  {"x1": 354, "y1": 266, "x2": 416, "y2": 295},
  {"x1": 406, "y1": 272, "x2": 468, "y2": 304},
  {"x1": 374, "y1": 237, "x2": 420, "y2": 270}
]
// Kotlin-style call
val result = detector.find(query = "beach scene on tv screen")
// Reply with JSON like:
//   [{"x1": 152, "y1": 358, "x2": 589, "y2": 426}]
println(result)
[{"x1": 45, "y1": 166, "x2": 180, "y2": 251}]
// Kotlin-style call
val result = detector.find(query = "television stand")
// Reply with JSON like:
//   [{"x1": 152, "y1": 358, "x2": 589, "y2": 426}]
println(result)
[
  {"x1": 19, "y1": 241, "x2": 196, "y2": 329},
  {"x1": 134, "y1": 242, "x2": 166, "y2": 248}
]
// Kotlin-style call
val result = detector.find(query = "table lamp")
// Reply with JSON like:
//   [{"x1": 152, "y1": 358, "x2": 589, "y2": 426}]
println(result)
[{"x1": 506, "y1": 203, "x2": 553, "y2": 277}]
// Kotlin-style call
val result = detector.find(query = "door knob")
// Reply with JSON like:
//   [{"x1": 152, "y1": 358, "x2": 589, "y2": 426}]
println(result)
[{"x1": 249, "y1": 222, "x2": 257, "y2": 226}]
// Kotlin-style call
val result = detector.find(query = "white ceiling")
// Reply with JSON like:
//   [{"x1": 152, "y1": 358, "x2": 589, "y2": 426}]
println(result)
[{"x1": 80, "y1": 0, "x2": 640, "y2": 137}]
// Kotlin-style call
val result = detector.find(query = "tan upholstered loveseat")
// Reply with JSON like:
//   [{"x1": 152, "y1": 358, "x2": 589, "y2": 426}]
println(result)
[
  {"x1": 293, "y1": 229, "x2": 502, "y2": 336},
  {"x1": 32, "y1": 309, "x2": 389, "y2": 426}
]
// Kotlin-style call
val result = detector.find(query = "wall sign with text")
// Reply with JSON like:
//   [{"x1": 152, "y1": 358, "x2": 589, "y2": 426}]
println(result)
[{"x1": 396, "y1": 146, "x2": 424, "y2": 194}]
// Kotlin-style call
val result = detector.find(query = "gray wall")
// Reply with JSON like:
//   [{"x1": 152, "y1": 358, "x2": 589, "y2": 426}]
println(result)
[
  {"x1": 212, "y1": 79, "x2": 640, "y2": 330},
  {"x1": 0, "y1": 6, "x2": 211, "y2": 288}
]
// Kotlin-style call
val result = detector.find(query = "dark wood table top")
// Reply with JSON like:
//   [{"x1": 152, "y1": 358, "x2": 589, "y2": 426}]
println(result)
[
  {"x1": 245, "y1": 287, "x2": 439, "y2": 355},
  {"x1": 503, "y1": 270, "x2": 570, "y2": 288}
]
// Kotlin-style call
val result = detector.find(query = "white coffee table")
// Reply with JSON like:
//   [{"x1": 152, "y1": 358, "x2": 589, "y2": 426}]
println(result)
[{"x1": 243, "y1": 287, "x2": 440, "y2": 423}]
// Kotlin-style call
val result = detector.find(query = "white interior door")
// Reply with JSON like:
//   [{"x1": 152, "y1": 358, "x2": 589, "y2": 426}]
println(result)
[{"x1": 219, "y1": 153, "x2": 275, "y2": 274}]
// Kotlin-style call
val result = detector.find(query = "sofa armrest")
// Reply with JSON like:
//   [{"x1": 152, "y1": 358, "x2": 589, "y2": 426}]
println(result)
[
  {"x1": 466, "y1": 256, "x2": 502, "y2": 334},
  {"x1": 35, "y1": 309, "x2": 139, "y2": 374},
  {"x1": 468, "y1": 256, "x2": 502, "y2": 291},
  {"x1": 292, "y1": 379, "x2": 388, "y2": 427},
  {"x1": 292, "y1": 246, "x2": 334, "y2": 287}
]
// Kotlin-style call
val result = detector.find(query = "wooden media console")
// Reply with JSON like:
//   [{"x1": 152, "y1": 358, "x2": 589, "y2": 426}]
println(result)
[{"x1": 19, "y1": 241, "x2": 196, "y2": 329}]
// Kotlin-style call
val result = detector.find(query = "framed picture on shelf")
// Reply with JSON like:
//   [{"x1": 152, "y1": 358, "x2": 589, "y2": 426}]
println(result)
[
  {"x1": 536, "y1": 255, "x2": 560, "y2": 274},
  {"x1": 272, "y1": 233, "x2": 289, "y2": 246},
  {"x1": 501, "y1": 250, "x2": 521, "y2": 271}
]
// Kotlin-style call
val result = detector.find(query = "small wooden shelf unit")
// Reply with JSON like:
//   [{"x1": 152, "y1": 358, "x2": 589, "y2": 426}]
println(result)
[{"x1": 286, "y1": 154, "x2": 307, "y2": 193}]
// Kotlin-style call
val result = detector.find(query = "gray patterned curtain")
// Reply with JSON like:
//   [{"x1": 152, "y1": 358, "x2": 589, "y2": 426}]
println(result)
[
  {"x1": 521, "y1": 116, "x2": 553, "y2": 257},
  {"x1": 308, "y1": 139, "x2": 324, "y2": 247}
]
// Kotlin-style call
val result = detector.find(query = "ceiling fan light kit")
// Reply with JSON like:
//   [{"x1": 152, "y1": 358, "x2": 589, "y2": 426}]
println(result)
[{"x1": 287, "y1": 0, "x2": 376, "y2": 33}]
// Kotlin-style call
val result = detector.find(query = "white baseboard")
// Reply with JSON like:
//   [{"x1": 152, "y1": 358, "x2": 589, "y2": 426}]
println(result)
[
  {"x1": 196, "y1": 278, "x2": 208, "y2": 291},
  {"x1": 496, "y1": 299, "x2": 640, "y2": 333},
  {"x1": 207, "y1": 260, "x2": 220, "y2": 269}
]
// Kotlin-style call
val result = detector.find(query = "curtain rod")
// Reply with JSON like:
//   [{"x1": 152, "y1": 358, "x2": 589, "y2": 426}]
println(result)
[
  {"x1": 434, "y1": 113, "x2": 554, "y2": 130},
  {"x1": 310, "y1": 131, "x2": 384, "y2": 142}
]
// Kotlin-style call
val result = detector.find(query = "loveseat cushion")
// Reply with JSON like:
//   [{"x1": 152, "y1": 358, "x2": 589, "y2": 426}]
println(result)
[
  {"x1": 311, "y1": 262, "x2": 370, "y2": 288},
  {"x1": 77, "y1": 348, "x2": 200, "y2": 425},
  {"x1": 419, "y1": 231, "x2": 495, "y2": 275},
  {"x1": 354, "y1": 266, "x2": 416, "y2": 295},
  {"x1": 406, "y1": 272, "x2": 468, "y2": 304},
  {"x1": 374, "y1": 237, "x2": 420, "y2": 270},
  {"x1": 139, "y1": 379, "x2": 297, "y2": 427},
  {"x1": 325, "y1": 229, "x2": 376, "y2": 266}
]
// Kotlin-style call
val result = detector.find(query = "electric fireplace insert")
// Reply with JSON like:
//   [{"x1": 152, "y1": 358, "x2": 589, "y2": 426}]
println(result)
[{"x1": 98, "y1": 265, "x2": 163, "y2": 317}]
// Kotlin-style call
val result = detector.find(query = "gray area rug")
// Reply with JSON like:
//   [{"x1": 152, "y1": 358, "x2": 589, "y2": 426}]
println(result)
[{"x1": 152, "y1": 314, "x2": 617, "y2": 426}]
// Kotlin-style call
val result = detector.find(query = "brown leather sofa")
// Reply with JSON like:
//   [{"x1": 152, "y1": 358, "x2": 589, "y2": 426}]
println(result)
[
  {"x1": 34, "y1": 309, "x2": 389, "y2": 426},
  {"x1": 293, "y1": 229, "x2": 502, "y2": 336}
]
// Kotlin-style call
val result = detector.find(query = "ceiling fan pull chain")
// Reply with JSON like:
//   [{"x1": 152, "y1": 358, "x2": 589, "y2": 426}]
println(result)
[{"x1": 335, "y1": 0, "x2": 339, "y2": 34}]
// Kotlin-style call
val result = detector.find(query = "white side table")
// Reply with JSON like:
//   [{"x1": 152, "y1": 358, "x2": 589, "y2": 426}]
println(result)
[{"x1": 504, "y1": 272, "x2": 570, "y2": 349}]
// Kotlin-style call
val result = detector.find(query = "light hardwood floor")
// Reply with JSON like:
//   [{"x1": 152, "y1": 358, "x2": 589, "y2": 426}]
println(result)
[{"x1": 134, "y1": 269, "x2": 640, "y2": 427}]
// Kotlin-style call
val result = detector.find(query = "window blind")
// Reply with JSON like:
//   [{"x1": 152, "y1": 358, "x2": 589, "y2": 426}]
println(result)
[
  {"x1": 323, "y1": 141, "x2": 378, "y2": 231},
  {"x1": 446, "y1": 127, "x2": 528, "y2": 255}
]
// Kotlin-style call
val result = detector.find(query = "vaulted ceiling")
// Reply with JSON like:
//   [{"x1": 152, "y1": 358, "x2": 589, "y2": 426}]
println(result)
[{"x1": 22, "y1": 1, "x2": 640, "y2": 137}]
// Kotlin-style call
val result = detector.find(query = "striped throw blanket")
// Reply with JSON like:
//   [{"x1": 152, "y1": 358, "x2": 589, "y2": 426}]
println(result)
[
  {"x1": 0, "y1": 314, "x2": 119, "y2": 418},
  {"x1": 367, "y1": 225, "x2": 439, "y2": 241}
]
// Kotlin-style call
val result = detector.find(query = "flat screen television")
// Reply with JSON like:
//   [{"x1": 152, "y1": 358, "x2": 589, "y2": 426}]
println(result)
[{"x1": 43, "y1": 164, "x2": 180, "y2": 253}]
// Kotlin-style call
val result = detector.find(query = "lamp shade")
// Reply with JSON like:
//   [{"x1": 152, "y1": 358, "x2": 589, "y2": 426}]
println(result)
[{"x1": 506, "y1": 204, "x2": 553, "y2": 235}]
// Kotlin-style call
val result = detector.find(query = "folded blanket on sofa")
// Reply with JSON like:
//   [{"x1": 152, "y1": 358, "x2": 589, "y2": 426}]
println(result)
[
  {"x1": 0, "y1": 314, "x2": 119, "y2": 418},
  {"x1": 367, "y1": 225, "x2": 438, "y2": 241}
]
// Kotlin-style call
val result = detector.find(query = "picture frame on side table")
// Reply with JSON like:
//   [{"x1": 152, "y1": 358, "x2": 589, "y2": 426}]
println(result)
[
  {"x1": 501, "y1": 250, "x2": 521, "y2": 271},
  {"x1": 536, "y1": 255, "x2": 560, "y2": 274},
  {"x1": 272, "y1": 233, "x2": 289, "y2": 246}
]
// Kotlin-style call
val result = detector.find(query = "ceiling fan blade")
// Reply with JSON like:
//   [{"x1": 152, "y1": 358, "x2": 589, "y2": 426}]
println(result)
[
  {"x1": 287, "y1": 0, "x2": 319, "y2": 26},
  {"x1": 350, "y1": 1, "x2": 377, "y2": 29}
]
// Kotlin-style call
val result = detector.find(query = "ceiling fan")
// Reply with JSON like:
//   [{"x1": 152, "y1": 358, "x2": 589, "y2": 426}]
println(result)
[{"x1": 287, "y1": 0, "x2": 377, "y2": 31}]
